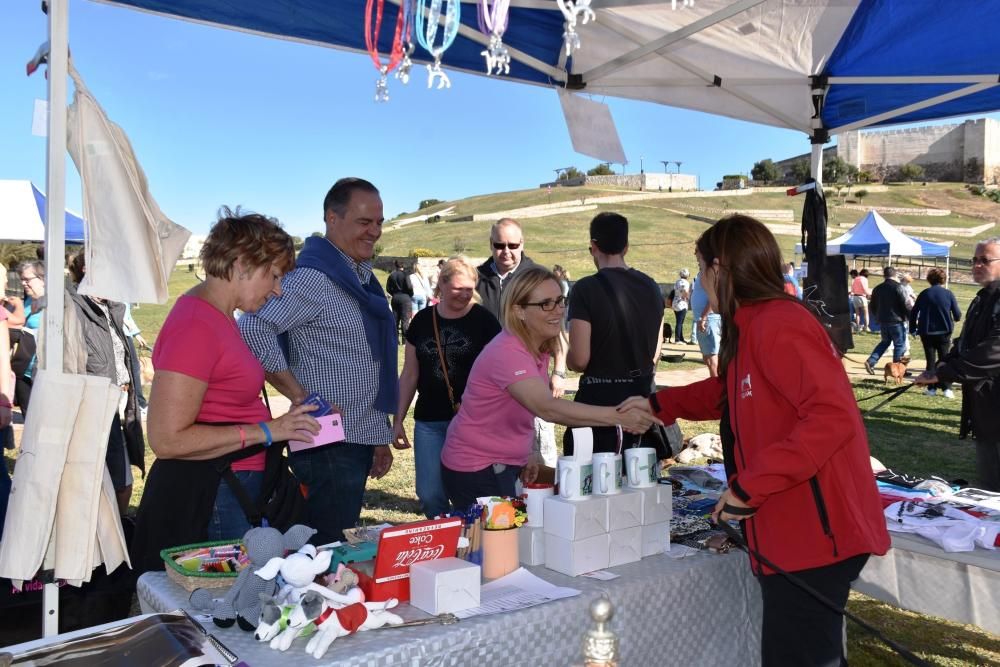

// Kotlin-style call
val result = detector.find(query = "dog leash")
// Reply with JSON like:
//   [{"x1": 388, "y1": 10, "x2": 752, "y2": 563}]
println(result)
[
  {"x1": 713, "y1": 519, "x2": 931, "y2": 667},
  {"x1": 858, "y1": 383, "x2": 915, "y2": 415}
]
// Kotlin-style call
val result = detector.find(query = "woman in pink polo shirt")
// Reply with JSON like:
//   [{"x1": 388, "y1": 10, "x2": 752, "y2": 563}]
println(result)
[
  {"x1": 133, "y1": 209, "x2": 319, "y2": 573},
  {"x1": 441, "y1": 267, "x2": 659, "y2": 509}
]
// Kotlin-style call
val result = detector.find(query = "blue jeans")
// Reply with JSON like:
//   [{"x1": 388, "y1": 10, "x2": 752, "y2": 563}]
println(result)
[
  {"x1": 867, "y1": 322, "x2": 907, "y2": 366},
  {"x1": 414, "y1": 420, "x2": 451, "y2": 519},
  {"x1": 289, "y1": 442, "x2": 374, "y2": 545},
  {"x1": 207, "y1": 470, "x2": 263, "y2": 541},
  {"x1": 412, "y1": 294, "x2": 427, "y2": 312}
]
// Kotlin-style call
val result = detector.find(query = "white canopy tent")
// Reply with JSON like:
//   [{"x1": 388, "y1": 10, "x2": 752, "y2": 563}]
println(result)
[{"x1": 28, "y1": 0, "x2": 1000, "y2": 637}]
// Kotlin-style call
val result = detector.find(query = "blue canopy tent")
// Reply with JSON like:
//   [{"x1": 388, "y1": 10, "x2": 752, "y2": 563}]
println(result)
[
  {"x1": 0, "y1": 180, "x2": 85, "y2": 243},
  {"x1": 25, "y1": 0, "x2": 1000, "y2": 636},
  {"x1": 827, "y1": 210, "x2": 950, "y2": 258}
]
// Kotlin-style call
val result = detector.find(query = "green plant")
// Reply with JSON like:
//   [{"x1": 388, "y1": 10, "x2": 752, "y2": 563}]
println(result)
[
  {"x1": 419, "y1": 198, "x2": 443, "y2": 210},
  {"x1": 586, "y1": 163, "x2": 614, "y2": 176},
  {"x1": 855, "y1": 189, "x2": 868, "y2": 202},
  {"x1": 559, "y1": 167, "x2": 584, "y2": 181},
  {"x1": 452, "y1": 237, "x2": 468, "y2": 254},
  {"x1": 0, "y1": 243, "x2": 41, "y2": 271},
  {"x1": 900, "y1": 163, "x2": 925, "y2": 183},
  {"x1": 790, "y1": 160, "x2": 811, "y2": 183},
  {"x1": 751, "y1": 159, "x2": 780, "y2": 182},
  {"x1": 408, "y1": 247, "x2": 438, "y2": 258},
  {"x1": 373, "y1": 242, "x2": 384, "y2": 259}
]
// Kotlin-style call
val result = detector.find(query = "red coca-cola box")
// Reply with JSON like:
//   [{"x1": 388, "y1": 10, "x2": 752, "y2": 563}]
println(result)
[{"x1": 350, "y1": 517, "x2": 463, "y2": 602}]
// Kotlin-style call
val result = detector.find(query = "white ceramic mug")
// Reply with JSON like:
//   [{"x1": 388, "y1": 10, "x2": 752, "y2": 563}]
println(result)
[
  {"x1": 592, "y1": 452, "x2": 623, "y2": 495},
  {"x1": 522, "y1": 483, "x2": 554, "y2": 526},
  {"x1": 558, "y1": 457, "x2": 593, "y2": 501},
  {"x1": 625, "y1": 447, "x2": 658, "y2": 488}
]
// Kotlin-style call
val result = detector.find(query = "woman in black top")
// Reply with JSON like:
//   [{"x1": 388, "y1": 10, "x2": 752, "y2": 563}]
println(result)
[{"x1": 393, "y1": 256, "x2": 501, "y2": 518}]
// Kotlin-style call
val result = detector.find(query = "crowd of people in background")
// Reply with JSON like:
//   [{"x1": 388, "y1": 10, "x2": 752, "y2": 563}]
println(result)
[{"x1": 4, "y1": 175, "x2": 1000, "y2": 666}]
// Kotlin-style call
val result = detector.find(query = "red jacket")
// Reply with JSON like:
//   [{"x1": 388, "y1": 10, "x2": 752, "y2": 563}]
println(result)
[{"x1": 651, "y1": 299, "x2": 889, "y2": 574}]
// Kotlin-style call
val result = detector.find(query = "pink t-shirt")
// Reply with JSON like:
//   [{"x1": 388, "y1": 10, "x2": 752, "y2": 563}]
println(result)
[
  {"x1": 441, "y1": 331, "x2": 550, "y2": 472},
  {"x1": 153, "y1": 295, "x2": 269, "y2": 471},
  {"x1": 851, "y1": 276, "x2": 870, "y2": 297}
]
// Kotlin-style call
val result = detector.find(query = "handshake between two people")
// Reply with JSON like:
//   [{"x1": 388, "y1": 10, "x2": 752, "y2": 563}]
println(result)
[{"x1": 614, "y1": 395, "x2": 664, "y2": 434}]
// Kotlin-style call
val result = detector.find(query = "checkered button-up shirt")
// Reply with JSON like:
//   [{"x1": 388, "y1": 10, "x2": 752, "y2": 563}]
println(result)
[{"x1": 239, "y1": 251, "x2": 392, "y2": 445}]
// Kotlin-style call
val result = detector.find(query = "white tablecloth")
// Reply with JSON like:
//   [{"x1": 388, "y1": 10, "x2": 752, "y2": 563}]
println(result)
[
  {"x1": 855, "y1": 534, "x2": 1000, "y2": 636},
  {"x1": 138, "y1": 550, "x2": 763, "y2": 666}
]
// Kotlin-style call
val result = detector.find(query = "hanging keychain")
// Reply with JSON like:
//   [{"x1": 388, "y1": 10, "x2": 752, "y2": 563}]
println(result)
[
  {"x1": 396, "y1": 0, "x2": 417, "y2": 84},
  {"x1": 416, "y1": 0, "x2": 460, "y2": 89},
  {"x1": 477, "y1": 0, "x2": 511, "y2": 76},
  {"x1": 364, "y1": 0, "x2": 405, "y2": 102},
  {"x1": 556, "y1": 0, "x2": 595, "y2": 58}
]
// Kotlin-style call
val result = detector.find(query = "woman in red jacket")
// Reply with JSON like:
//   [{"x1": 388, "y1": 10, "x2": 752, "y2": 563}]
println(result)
[{"x1": 633, "y1": 215, "x2": 889, "y2": 666}]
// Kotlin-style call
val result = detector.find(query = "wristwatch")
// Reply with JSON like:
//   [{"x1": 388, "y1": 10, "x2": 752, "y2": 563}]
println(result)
[{"x1": 553, "y1": 370, "x2": 566, "y2": 378}]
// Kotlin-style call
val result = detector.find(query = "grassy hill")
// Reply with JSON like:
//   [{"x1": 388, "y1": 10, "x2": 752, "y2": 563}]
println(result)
[{"x1": 382, "y1": 182, "x2": 998, "y2": 287}]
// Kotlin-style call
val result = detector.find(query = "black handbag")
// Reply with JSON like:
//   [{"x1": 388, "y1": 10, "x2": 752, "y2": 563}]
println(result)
[{"x1": 214, "y1": 391, "x2": 306, "y2": 532}]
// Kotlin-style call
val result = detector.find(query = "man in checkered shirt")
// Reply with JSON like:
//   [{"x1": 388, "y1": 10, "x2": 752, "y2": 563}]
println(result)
[{"x1": 240, "y1": 178, "x2": 398, "y2": 543}]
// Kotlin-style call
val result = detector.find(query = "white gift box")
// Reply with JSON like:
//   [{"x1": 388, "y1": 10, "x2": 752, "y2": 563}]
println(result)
[
  {"x1": 409, "y1": 557, "x2": 481, "y2": 615},
  {"x1": 608, "y1": 489, "x2": 643, "y2": 531},
  {"x1": 544, "y1": 533, "x2": 610, "y2": 577},
  {"x1": 641, "y1": 521, "x2": 671, "y2": 557},
  {"x1": 542, "y1": 495, "x2": 609, "y2": 540},
  {"x1": 637, "y1": 484, "x2": 673, "y2": 525},
  {"x1": 518, "y1": 525, "x2": 546, "y2": 566},
  {"x1": 609, "y1": 526, "x2": 642, "y2": 567}
]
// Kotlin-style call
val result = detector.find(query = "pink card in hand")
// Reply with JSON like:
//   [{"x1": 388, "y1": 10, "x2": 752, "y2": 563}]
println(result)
[{"x1": 289, "y1": 414, "x2": 346, "y2": 452}]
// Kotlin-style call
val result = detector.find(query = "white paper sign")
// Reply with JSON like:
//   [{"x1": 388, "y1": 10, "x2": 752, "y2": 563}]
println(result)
[
  {"x1": 557, "y1": 89, "x2": 627, "y2": 165},
  {"x1": 32, "y1": 99, "x2": 48, "y2": 137}
]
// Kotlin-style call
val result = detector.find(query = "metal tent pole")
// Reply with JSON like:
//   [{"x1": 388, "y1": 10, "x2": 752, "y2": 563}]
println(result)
[{"x1": 42, "y1": 0, "x2": 69, "y2": 638}]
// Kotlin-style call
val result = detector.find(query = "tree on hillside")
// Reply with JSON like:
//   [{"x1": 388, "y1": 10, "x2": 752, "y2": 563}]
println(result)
[
  {"x1": 751, "y1": 159, "x2": 780, "y2": 183},
  {"x1": 790, "y1": 160, "x2": 811, "y2": 183},
  {"x1": 559, "y1": 167, "x2": 584, "y2": 181},
  {"x1": 900, "y1": 163, "x2": 925, "y2": 184},
  {"x1": 419, "y1": 198, "x2": 443, "y2": 209},
  {"x1": 823, "y1": 156, "x2": 858, "y2": 184},
  {"x1": 855, "y1": 189, "x2": 868, "y2": 203},
  {"x1": 586, "y1": 163, "x2": 614, "y2": 176}
]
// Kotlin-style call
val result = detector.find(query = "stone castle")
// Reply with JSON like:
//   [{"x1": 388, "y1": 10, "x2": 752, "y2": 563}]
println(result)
[{"x1": 776, "y1": 117, "x2": 1000, "y2": 184}]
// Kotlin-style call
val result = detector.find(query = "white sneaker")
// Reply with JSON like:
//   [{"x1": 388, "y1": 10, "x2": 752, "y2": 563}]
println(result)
[
  {"x1": 924, "y1": 388, "x2": 937, "y2": 397},
  {"x1": 943, "y1": 389, "x2": 955, "y2": 399}
]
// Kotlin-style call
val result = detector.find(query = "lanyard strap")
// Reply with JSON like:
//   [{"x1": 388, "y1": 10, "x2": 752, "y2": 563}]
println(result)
[{"x1": 364, "y1": 0, "x2": 406, "y2": 101}]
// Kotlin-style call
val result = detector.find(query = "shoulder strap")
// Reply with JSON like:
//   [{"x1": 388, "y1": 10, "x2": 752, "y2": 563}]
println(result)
[
  {"x1": 593, "y1": 271, "x2": 646, "y2": 378},
  {"x1": 212, "y1": 387, "x2": 277, "y2": 526},
  {"x1": 432, "y1": 307, "x2": 460, "y2": 413}
]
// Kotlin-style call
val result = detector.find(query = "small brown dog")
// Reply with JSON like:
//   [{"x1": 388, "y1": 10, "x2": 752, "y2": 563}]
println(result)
[{"x1": 884, "y1": 356, "x2": 911, "y2": 384}]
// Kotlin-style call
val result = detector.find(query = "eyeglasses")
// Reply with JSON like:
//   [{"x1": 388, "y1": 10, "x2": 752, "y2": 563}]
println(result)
[
  {"x1": 20, "y1": 275, "x2": 39, "y2": 283},
  {"x1": 971, "y1": 256, "x2": 1000, "y2": 266},
  {"x1": 492, "y1": 242, "x2": 521, "y2": 251},
  {"x1": 522, "y1": 296, "x2": 567, "y2": 311}
]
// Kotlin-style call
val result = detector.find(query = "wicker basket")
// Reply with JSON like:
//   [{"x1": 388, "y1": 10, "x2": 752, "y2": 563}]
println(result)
[{"x1": 160, "y1": 540, "x2": 246, "y2": 592}]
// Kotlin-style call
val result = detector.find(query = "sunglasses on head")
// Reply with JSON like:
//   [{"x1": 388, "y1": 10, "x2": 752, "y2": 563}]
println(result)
[{"x1": 492, "y1": 242, "x2": 521, "y2": 250}]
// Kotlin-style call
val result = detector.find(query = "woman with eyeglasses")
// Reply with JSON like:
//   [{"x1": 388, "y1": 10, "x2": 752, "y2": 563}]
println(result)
[
  {"x1": 628, "y1": 215, "x2": 888, "y2": 666},
  {"x1": 12, "y1": 260, "x2": 46, "y2": 415},
  {"x1": 393, "y1": 257, "x2": 501, "y2": 519},
  {"x1": 440, "y1": 267, "x2": 661, "y2": 509}
]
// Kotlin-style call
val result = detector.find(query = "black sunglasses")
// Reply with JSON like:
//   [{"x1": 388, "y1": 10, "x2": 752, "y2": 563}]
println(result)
[
  {"x1": 522, "y1": 296, "x2": 567, "y2": 311},
  {"x1": 492, "y1": 242, "x2": 521, "y2": 250}
]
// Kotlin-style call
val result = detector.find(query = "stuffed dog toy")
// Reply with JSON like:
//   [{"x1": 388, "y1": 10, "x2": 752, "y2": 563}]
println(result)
[
  {"x1": 280, "y1": 590, "x2": 403, "y2": 658},
  {"x1": 675, "y1": 432, "x2": 723, "y2": 464},
  {"x1": 884, "y1": 356, "x2": 911, "y2": 384}
]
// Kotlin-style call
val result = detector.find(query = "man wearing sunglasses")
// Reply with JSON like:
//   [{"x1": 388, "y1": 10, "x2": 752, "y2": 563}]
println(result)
[
  {"x1": 916, "y1": 238, "x2": 1000, "y2": 490},
  {"x1": 476, "y1": 218, "x2": 567, "y2": 463}
]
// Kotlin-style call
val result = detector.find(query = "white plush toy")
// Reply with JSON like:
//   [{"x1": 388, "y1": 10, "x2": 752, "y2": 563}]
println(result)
[
  {"x1": 676, "y1": 432, "x2": 723, "y2": 464},
  {"x1": 254, "y1": 544, "x2": 361, "y2": 607},
  {"x1": 282, "y1": 590, "x2": 403, "y2": 658}
]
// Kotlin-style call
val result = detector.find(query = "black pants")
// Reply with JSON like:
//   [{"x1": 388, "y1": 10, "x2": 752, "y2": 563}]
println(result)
[
  {"x1": 919, "y1": 333, "x2": 952, "y2": 390},
  {"x1": 441, "y1": 463, "x2": 522, "y2": 511},
  {"x1": 975, "y1": 440, "x2": 1000, "y2": 491},
  {"x1": 758, "y1": 553, "x2": 869, "y2": 667},
  {"x1": 390, "y1": 294, "x2": 413, "y2": 342}
]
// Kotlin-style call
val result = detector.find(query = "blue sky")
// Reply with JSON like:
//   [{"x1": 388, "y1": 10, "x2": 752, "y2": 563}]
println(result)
[{"x1": 2, "y1": 1, "x2": 997, "y2": 238}]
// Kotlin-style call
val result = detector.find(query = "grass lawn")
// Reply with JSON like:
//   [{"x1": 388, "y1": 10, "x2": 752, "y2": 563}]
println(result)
[{"x1": 105, "y1": 184, "x2": 1000, "y2": 665}]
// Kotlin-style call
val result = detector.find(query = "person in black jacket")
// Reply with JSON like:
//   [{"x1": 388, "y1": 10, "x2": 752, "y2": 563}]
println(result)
[
  {"x1": 863, "y1": 266, "x2": 910, "y2": 375},
  {"x1": 916, "y1": 239, "x2": 1000, "y2": 491},
  {"x1": 386, "y1": 260, "x2": 413, "y2": 343},
  {"x1": 67, "y1": 251, "x2": 144, "y2": 513},
  {"x1": 909, "y1": 268, "x2": 961, "y2": 397}
]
